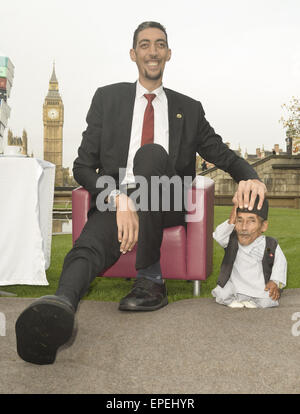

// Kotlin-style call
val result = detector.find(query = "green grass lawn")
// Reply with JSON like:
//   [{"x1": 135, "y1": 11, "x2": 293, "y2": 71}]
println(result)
[{"x1": 1, "y1": 206, "x2": 299, "y2": 302}]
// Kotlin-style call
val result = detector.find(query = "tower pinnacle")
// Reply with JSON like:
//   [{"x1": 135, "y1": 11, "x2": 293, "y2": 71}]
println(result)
[
  {"x1": 47, "y1": 62, "x2": 60, "y2": 97},
  {"x1": 50, "y1": 61, "x2": 58, "y2": 84}
]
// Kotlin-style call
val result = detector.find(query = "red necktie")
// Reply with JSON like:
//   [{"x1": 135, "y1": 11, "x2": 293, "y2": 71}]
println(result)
[{"x1": 141, "y1": 93, "x2": 156, "y2": 146}]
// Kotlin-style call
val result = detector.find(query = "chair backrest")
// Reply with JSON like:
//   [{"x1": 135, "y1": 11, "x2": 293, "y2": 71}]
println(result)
[
  {"x1": 186, "y1": 176, "x2": 215, "y2": 278},
  {"x1": 72, "y1": 177, "x2": 215, "y2": 280}
]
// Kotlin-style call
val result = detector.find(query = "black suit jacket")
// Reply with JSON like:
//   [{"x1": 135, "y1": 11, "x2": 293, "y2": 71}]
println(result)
[{"x1": 73, "y1": 82, "x2": 259, "y2": 207}]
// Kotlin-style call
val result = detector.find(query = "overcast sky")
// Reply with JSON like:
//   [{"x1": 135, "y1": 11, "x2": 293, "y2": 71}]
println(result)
[{"x1": 1, "y1": 0, "x2": 299, "y2": 169}]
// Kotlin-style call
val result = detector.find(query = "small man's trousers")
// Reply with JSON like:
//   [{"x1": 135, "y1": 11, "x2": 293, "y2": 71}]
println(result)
[{"x1": 211, "y1": 280, "x2": 279, "y2": 308}]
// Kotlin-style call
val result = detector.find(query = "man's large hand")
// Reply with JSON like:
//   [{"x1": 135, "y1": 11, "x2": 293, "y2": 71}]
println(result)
[
  {"x1": 116, "y1": 193, "x2": 139, "y2": 254},
  {"x1": 236, "y1": 179, "x2": 267, "y2": 210}
]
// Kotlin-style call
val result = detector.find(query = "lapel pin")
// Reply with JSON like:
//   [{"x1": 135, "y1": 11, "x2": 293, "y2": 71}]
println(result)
[{"x1": 176, "y1": 113, "x2": 183, "y2": 119}]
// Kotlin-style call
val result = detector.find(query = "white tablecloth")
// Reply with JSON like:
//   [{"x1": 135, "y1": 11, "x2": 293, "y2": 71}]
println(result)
[{"x1": 0, "y1": 157, "x2": 55, "y2": 285}]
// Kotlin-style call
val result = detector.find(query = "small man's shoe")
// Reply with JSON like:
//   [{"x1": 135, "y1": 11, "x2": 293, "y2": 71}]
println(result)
[
  {"x1": 228, "y1": 300, "x2": 245, "y2": 308},
  {"x1": 119, "y1": 277, "x2": 168, "y2": 311},
  {"x1": 15, "y1": 295, "x2": 75, "y2": 365},
  {"x1": 241, "y1": 300, "x2": 258, "y2": 309}
]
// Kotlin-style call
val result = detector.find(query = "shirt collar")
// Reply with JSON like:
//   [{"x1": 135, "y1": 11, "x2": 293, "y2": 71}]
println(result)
[
  {"x1": 239, "y1": 235, "x2": 265, "y2": 252},
  {"x1": 136, "y1": 80, "x2": 164, "y2": 101}
]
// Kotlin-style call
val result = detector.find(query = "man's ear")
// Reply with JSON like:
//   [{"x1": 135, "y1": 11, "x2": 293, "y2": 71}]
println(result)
[
  {"x1": 130, "y1": 49, "x2": 136, "y2": 62},
  {"x1": 261, "y1": 220, "x2": 268, "y2": 233},
  {"x1": 166, "y1": 48, "x2": 172, "y2": 62}
]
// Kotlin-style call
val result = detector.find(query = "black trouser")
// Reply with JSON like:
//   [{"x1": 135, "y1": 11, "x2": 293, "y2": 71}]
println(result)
[{"x1": 56, "y1": 144, "x2": 186, "y2": 309}]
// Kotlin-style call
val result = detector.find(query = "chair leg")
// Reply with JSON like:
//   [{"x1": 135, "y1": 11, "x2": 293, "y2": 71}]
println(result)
[{"x1": 193, "y1": 280, "x2": 201, "y2": 297}]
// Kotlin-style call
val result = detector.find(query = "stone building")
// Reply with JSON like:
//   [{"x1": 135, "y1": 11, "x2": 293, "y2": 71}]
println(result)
[
  {"x1": 7, "y1": 128, "x2": 29, "y2": 156},
  {"x1": 200, "y1": 154, "x2": 300, "y2": 208}
]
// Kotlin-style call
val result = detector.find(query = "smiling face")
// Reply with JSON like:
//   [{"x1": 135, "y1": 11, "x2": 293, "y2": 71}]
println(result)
[
  {"x1": 235, "y1": 212, "x2": 268, "y2": 246},
  {"x1": 130, "y1": 27, "x2": 171, "y2": 90}
]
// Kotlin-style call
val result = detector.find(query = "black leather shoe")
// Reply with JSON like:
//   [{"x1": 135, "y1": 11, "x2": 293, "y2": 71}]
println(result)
[
  {"x1": 119, "y1": 277, "x2": 168, "y2": 311},
  {"x1": 15, "y1": 295, "x2": 75, "y2": 365}
]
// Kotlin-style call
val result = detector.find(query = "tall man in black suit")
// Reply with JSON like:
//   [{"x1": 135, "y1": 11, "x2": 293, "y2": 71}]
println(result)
[{"x1": 16, "y1": 21, "x2": 267, "y2": 365}]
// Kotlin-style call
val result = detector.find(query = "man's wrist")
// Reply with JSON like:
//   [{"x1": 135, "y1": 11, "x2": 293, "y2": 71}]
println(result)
[
  {"x1": 271, "y1": 280, "x2": 284, "y2": 289},
  {"x1": 229, "y1": 207, "x2": 237, "y2": 224}
]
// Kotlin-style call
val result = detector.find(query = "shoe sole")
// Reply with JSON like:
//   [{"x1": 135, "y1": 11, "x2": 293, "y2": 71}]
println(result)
[
  {"x1": 119, "y1": 296, "x2": 168, "y2": 312},
  {"x1": 15, "y1": 298, "x2": 74, "y2": 365}
]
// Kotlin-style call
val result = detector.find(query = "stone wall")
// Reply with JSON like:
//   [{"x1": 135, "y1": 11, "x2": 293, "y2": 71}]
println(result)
[{"x1": 200, "y1": 155, "x2": 300, "y2": 208}]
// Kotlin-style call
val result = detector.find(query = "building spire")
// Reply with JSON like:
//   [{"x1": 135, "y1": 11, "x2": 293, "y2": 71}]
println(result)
[
  {"x1": 50, "y1": 60, "x2": 58, "y2": 84},
  {"x1": 47, "y1": 61, "x2": 60, "y2": 98}
]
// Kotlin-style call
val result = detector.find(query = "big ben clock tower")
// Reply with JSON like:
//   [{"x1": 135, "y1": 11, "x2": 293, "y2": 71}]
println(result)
[{"x1": 43, "y1": 63, "x2": 64, "y2": 186}]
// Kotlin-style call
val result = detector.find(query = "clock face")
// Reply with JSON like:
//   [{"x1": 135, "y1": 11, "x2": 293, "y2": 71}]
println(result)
[{"x1": 48, "y1": 108, "x2": 59, "y2": 120}]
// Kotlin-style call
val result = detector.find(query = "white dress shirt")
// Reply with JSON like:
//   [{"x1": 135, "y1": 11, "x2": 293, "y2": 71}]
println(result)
[
  {"x1": 120, "y1": 81, "x2": 169, "y2": 185},
  {"x1": 213, "y1": 220, "x2": 287, "y2": 298}
]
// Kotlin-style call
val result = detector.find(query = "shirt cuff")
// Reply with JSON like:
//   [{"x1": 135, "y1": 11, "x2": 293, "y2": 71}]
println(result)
[
  {"x1": 213, "y1": 220, "x2": 235, "y2": 246},
  {"x1": 214, "y1": 219, "x2": 235, "y2": 234},
  {"x1": 270, "y1": 279, "x2": 285, "y2": 289}
]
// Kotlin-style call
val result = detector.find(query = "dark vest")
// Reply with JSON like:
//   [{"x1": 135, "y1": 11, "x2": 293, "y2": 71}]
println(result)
[{"x1": 217, "y1": 231, "x2": 278, "y2": 288}]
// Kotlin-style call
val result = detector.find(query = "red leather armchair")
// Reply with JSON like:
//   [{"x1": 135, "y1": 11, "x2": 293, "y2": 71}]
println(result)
[{"x1": 72, "y1": 176, "x2": 214, "y2": 296}]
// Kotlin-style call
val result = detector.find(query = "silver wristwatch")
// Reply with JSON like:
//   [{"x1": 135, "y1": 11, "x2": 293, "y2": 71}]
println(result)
[{"x1": 108, "y1": 189, "x2": 122, "y2": 207}]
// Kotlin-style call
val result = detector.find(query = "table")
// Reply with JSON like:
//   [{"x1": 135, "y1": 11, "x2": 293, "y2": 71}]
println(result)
[{"x1": 0, "y1": 156, "x2": 55, "y2": 285}]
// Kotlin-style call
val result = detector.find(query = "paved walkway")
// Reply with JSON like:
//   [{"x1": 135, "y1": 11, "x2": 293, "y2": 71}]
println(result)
[{"x1": 1, "y1": 289, "x2": 300, "y2": 394}]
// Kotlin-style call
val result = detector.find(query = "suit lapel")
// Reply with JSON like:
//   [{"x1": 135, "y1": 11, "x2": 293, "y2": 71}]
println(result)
[
  {"x1": 165, "y1": 88, "x2": 184, "y2": 165},
  {"x1": 118, "y1": 82, "x2": 136, "y2": 169}
]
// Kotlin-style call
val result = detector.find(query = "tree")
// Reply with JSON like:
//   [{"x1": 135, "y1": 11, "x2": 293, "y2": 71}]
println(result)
[{"x1": 279, "y1": 96, "x2": 300, "y2": 137}]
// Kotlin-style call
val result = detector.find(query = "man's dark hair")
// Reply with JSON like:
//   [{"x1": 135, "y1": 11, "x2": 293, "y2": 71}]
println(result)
[{"x1": 133, "y1": 21, "x2": 168, "y2": 49}]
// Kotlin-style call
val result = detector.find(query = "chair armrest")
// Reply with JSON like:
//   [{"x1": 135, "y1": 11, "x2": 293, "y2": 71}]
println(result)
[
  {"x1": 185, "y1": 176, "x2": 215, "y2": 279},
  {"x1": 72, "y1": 187, "x2": 91, "y2": 244}
]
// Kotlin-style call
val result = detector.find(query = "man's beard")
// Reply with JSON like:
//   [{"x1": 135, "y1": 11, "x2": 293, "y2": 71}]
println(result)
[{"x1": 144, "y1": 69, "x2": 162, "y2": 81}]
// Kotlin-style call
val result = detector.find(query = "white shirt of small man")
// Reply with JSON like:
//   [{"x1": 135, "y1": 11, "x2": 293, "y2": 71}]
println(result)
[{"x1": 211, "y1": 220, "x2": 287, "y2": 308}]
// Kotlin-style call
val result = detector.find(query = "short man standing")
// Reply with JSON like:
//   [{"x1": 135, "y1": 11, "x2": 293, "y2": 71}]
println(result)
[
  {"x1": 16, "y1": 21, "x2": 267, "y2": 364},
  {"x1": 212, "y1": 194, "x2": 287, "y2": 308}
]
